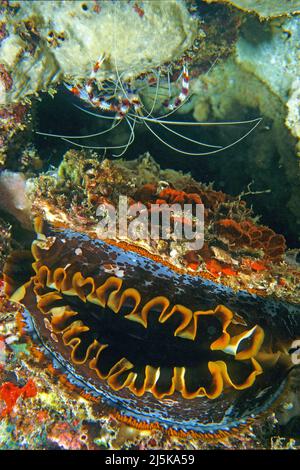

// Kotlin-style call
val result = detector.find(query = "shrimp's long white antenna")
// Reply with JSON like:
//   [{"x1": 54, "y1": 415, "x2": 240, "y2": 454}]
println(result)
[
  {"x1": 141, "y1": 70, "x2": 162, "y2": 118},
  {"x1": 112, "y1": 116, "x2": 136, "y2": 158},
  {"x1": 73, "y1": 103, "x2": 117, "y2": 119},
  {"x1": 60, "y1": 138, "x2": 132, "y2": 151},
  {"x1": 167, "y1": 68, "x2": 172, "y2": 98},
  {"x1": 140, "y1": 82, "x2": 193, "y2": 121},
  {"x1": 112, "y1": 2, "x2": 131, "y2": 102},
  {"x1": 205, "y1": 55, "x2": 220, "y2": 76},
  {"x1": 36, "y1": 118, "x2": 121, "y2": 140},
  {"x1": 137, "y1": 116, "x2": 222, "y2": 149},
  {"x1": 113, "y1": 69, "x2": 127, "y2": 96},
  {"x1": 60, "y1": 122, "x2": 135, "y2": 150},
  {"x1": 141, "y1": 116, "x2": 262, "y2": 156},
  {"x1": 139, "y1": 115, "x2": 262, "y2": 127}
]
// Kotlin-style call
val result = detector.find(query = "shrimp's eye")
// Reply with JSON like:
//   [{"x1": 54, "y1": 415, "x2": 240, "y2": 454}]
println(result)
[{"x1": 81, "y1": 3, "x2": 88, "y2": 11}]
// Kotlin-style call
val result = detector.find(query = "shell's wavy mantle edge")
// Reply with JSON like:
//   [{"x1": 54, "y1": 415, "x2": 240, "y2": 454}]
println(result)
[{"x1": 3, "y1": 217, "x2": 300, "y2": 438}]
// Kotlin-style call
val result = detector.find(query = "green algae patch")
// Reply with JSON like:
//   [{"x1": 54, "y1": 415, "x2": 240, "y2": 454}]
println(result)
[
  {"x1": 0, "y1": 420, "x2": 15, "y2": 449},
  {"x1": 10, "y1": 343, "x2": 31, "y2": 357},
  {"x1": 203, "y1": 0, "x2": 300, "y2": 19}
]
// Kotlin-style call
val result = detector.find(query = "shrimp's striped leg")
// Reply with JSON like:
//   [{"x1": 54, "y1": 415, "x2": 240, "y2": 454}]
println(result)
[
  {"x1": 85, "y1": 54, "x2": 106, "y2": 97},
  {"x1": 164, "y1": 65, "x2": 189, "y2": 111},
  {"x1": 64, "y1": 83, "x2": 90, "y2": 103},
  {"x1": 65, "y1": 55, "x2": 112, "y2": 112},
  {"x1": 65, "y1": 55, "x2": 106, "y2": 107}
]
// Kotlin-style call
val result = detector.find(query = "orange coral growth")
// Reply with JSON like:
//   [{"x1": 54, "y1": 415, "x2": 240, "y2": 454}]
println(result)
[
  {"x1": 183, "y1": 250, "x2": 200, "y2": 270},
  {"x1": 205, "y1": 259, "x2": 237, "y2": 277},
  {"x1": 16, "y1": 309, "x2": 27, "y2": 336},
  {"x1": 196, "y1": 188, "x2": 229, "y2": 211},
  {"x1": 156, "y1": 188, "x2": 202, "y2": 206},
  {"x1": 0, "y1": 379, "x2": 37, "y2": 417},
  {"x1": 205, "y1": 259, "x2": 223, "y2": 276},
  {"x1": 134, "y1": 184, "x2": 157, "y2": 204},
  {"x1": 215, "y1": 219, "x2": 286, "y2": 260},
  {"x1": 266, "y1": 234, "x2": 287, "y2": 260},
  {"x1": 278, "y1": 278, "x2": 287, "y2": 287},
  {"x1": 221, "y1": 266, "x2": 237, "y2": 276},
  {"x1": 133, "y1": 185, "x2": 203, "y2": 208},
  {"x1": 243, "y1": 259, "x2": 268, "y2": 272},
  {"x1": 182, "y1": 185, "x2": 233, "y2": 217},
  {"x1": 47, "y1": 421, "x2": 83, "y2": 450},
  {"x1": 215, "y1": 219, "x2": 250, "y2": 245},
  {"x1": 36, "y1": 410, "x2": 50, "y2": 423}
]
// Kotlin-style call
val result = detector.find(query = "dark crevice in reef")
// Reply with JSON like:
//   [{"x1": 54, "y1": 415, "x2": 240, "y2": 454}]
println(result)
[{"x1": 0, "y1": 209, "x2": 35, "y2": 251}]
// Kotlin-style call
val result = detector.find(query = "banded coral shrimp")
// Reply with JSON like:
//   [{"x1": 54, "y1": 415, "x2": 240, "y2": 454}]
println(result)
[
  {"x1": 36, "y1": 58, "x2": 262, "y2": 159},
  {"x1": 36, "y1": 4, "x2": 262, "y2": 159}
]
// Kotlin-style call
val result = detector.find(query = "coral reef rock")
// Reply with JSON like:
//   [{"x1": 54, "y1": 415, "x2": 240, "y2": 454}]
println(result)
[
  {"x1": 0, "y1": 0, "x2": 200, "y2": 105},
  {"x1": 192, "y1": 10, "x2": 300, "y2": 244},
  {"x1": 203, "y1": 0, "x2": 300, "y2": 19}
]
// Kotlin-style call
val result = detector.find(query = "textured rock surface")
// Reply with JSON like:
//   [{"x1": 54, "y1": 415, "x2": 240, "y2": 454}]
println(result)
[
  {"x1": 0, "y1": 0, "x2": 199, "y2": 105},
  {"x1": 203, "y1": 0, "x2": 300, "y2": 19},
  {"x1": 191, "y1": 13, "x2": 300, "y2": 244}
]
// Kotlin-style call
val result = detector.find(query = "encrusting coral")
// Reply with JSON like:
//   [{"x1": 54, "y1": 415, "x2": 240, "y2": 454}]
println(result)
[{"x1": 0, "y1": 217, "x2": 11, "y2": 273}]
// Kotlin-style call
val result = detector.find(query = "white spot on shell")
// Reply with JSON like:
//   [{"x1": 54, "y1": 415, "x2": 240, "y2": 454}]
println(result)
[
  {"x1": 283, "y1": 402, "x2": 294, "y2": 410},
  {"x1": 51, "y1": 333, "x2": 59, "y2": 343},
  {"x1": 75, "y1": 248, "x2": 82, "y2": 256},
  {"x1": 115, "y1": 269, "x2": 124, "y2": 278},
  {"x1": 5, "y1": 335, "x2": 19, "y2": 345},
  {"x1": 44, "y1": 318, "x2": 53, "y2": 332}
]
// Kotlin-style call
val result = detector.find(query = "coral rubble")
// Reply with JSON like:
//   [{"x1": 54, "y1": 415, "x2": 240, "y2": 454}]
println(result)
[{"x1": 0, "y1": 217, "x2": 11, "y2": 273}]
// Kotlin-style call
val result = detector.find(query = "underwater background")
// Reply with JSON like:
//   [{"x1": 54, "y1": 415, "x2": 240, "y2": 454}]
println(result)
[{"x1": 0, "y1": 0, "x2": 300, "y2": 450}]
